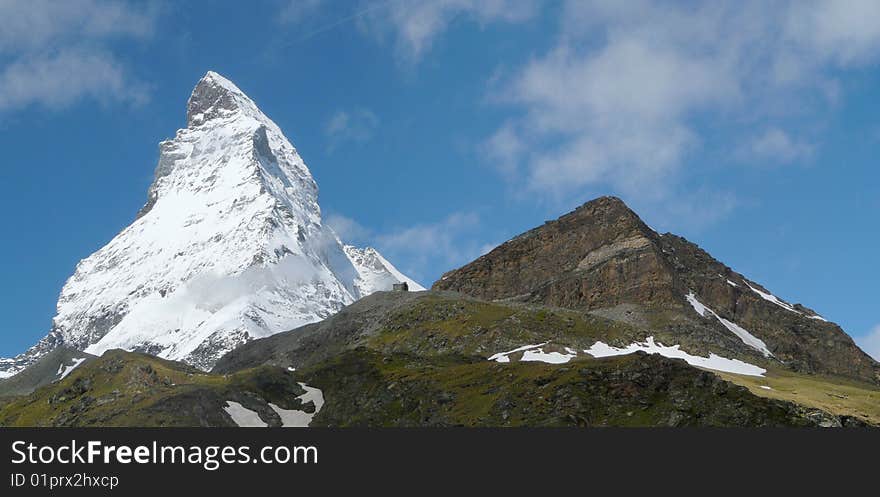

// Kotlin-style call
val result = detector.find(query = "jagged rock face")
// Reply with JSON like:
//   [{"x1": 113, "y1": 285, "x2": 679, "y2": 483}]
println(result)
[
  {"x1": 1, "y1": 71, "x2": 419, "y2": 375},
  {"x1": 212, "y1": 291, "x2": 876, "y2": 427},
  {"x1": 434, "y1": 197, "x2": 678, "y2": 309},
  {"x1": 434, "y1": 196, "x2": 880, "y2": 384},
  {"x1": 657, "y1": 233, "x2": 880, "y2": 384}
]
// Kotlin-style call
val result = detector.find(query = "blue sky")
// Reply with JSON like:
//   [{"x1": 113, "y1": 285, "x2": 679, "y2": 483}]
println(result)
[{"x1": 0, "y1": 1, "x2": 878, "y2": 359}]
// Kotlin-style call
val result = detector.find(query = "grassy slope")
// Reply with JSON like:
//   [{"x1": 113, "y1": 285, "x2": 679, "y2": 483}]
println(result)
[
  {"x1": 3, "y1": 293, "x2": 876, "y2": 427},
  {"x1": 366, "y1": 294, "x2": 634, "y2": 358},
  {"x1": 0, "y1": 350, "x2": 308, "y2": 427},
  {"x1": 716, "y1": 368, "x2": 880, "y2": 425},
  {"x1": 300, "y1": 348, "x2": 826, "y2": 427},
  {"x1": 369, "y1": 295, "x2": 879, "y2": 426}
]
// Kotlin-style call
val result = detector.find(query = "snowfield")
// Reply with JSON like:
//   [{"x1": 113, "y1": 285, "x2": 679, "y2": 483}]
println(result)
[
  {"x1": 223, "y1": 401, "x2": 267, "y2": 427},
  {"x1": 686, "y1": 292, "x2": 773, "y2": 357},
  {"x1": 745, "y1": 281, "x2": 828, "y2": 321},
  {"x1": 488, "y1": 337, "x2": 766, "y2": 376},
  {"x1": 223, "y1": 382, "x2": 324, "y2": 428},
  {"x1": 0, "y1": 71, "x2": 420, "y2": 375},
  {"x1": 584, "y1": 336, "x2": 767, "y2": 377},
  {"x1": 269, "y1": 382, "x2": 325, "y2": 428},
  {"x1": 56, "y1": 357, "x2": 87, "y2": 381}
]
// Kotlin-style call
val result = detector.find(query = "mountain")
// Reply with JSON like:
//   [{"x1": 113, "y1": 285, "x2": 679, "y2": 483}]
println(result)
[
  {"x1": 433, "y1": 196, "x2": 880, "y2": 385},
  {"x1": 2, "y1": 293, "x2": 868, "y2": 427},
  {"x1": 0, "y1": 347, "x2": 96, "y2": 398},
  {"x1": 211, "y1": 290, "x2": 875, "y2": 427},
  {"x1": 3, "y1": 196, "x2": 878, "y2": 427},
  {"x1": 0, "y1": 350, "x2": 321, "y2": 427},
  {"x1": 208, "y1": 197, "x2": 879, "y2": 426},
  {"x1": 0, "y1": 71, "x2": 421, "y2": 376}
]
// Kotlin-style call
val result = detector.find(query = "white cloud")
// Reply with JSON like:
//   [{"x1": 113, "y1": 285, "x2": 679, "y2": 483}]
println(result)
[
  {"x1": 0, "y1": 0, "x2": 155, "y2": 53},
  {"x1": 363, "y1": 211, "x2": 483, "y2": 282},
  {"x1": 0, "y1": 50, "x2": 148, "y2": 111},
  {"x1": 0, "y1": 0, "x2": 156, "y2": 112},
  {"x1": 278, "y1": 0, "x2": 325, "y2": 24},
  {"x1": 744, "y1": 128, "x2": 815, "y2": 165},
  {"x1": 325, "y1": 213, "x2": 371, "y2": 243},
  {"x1": 324, "y1": 108, "x2": 380, "y2": 149},
  {"x1": 324, "y1": 210, "x2": 489, "y2": 283},
  {"x1": 359, "y1": 0, "x2": 539, "y2": 61},
  {"x1": 478, "y1": 0, "x2": 880, "y2": 220},
  {"x1": 478, "y1": 242, "x2": 499, "y2": 256},
  {"x1": 376, "y1": 211, "x2": 480, "y2": 265},
  {"x1": 784, "y1": 0, "x2": 880, "y2": 66},
  {"x1": 484, "y1": 122, "x2": 527, "y2": 176},
  {"x1": 858, "y1": 324, "x2": 880, "y2": 362}
]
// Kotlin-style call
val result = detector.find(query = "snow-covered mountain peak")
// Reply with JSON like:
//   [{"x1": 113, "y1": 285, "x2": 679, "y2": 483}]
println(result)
[
  {"x1": 0, "y1": 72, "x2": 421, "y2": 376},
  {"x1": 187, "y1": 71, "x2": 262, "y2": 126}
]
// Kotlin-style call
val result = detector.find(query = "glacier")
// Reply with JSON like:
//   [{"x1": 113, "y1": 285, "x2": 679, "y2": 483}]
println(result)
[{"x1": 0, "y1": 71, "x2": 422, "y2": 375}]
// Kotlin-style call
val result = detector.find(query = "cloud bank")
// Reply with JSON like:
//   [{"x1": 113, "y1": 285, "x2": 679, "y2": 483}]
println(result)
[
  {"x1": 0, "y1": 0, "x2": 157, "y2": 112},
  {"x1": 483, "y1": 0, "x2": 880, "y2": 209},
  {"x1": 859, "y1": 325, "x2": 880, "y2": 362},
  {"x1": 327, "y1": 210, "x2": 488, "y2": 284}
]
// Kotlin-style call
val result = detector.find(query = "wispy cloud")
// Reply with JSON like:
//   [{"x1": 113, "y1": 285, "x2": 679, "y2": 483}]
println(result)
[
  {"x1": 477, "y1": 0, "x2": 880, "y2": 224},
  {"x1": 743, "y1": 128, "x2": 815, "y2": 166},
  {"x1": 858, "y1": 324, "x2": 880, "y2": 361},
  {"x1": 325, "y1": 213, "x2": 372, "y2": 243},
  {"x1": 324, "y1": 108, "x2": 380, "y2": 150},
  {"x1": 375, "y1": 211, "x2": 487, "y2": 282},
  {"x1": 0, "y1": 49, "x2": 148, "y2": 111},
  {"x1": 278, "y1": 0, "x2": 325, "y2": 24},
  {"x1": 326, "y1": 210, "x2": 488, "y2": 284},
  {"x1": 0, "y1": 0, "x2": 157, "y2": 112},
  {"x1": 357, "y1": 0, "x2": 540, "y2": 62}
]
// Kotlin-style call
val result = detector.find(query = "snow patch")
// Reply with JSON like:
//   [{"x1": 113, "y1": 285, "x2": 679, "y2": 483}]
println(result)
[
  {"x1": 489, "y1": 343, "x2": 580, "y2": 364},
  {"x1": 760, "y1": 385, "x2": 773, "y2": 390},
  {"x1": 686, "y1": 292, "x2": 773, "y2": 357},
  {"x1": 56, "y1": 357, "x2": 86, "y2": 381},
  {"x1": 583, "y1": 337, "x2": 767, "y2": 377},
  {"x1": 744, "y1": 282, "x2": 799, "y2": 313},
  {"x1": 223, "y1": 383, "x2": 323, "y2": 428},
  {"x1": 490, "y1": 343, "x2": 545, "y2": 363},
  {"x1": 521, "y1": 349, "x2": 577, "y2": 364},
  {"x1": 223, "y1": 401, "x2": 267, "y2": 427},
  {"x1": 269, "y1": 382, "x2": 324, "y2": 427}
]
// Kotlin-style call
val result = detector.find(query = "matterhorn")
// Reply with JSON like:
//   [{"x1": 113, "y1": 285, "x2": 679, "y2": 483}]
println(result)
[{"x1": 0, "y1": 71, "x2": 422, "y2": 375}]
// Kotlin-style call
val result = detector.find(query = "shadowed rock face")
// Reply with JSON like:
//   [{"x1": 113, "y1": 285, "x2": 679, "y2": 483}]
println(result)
[
  {"x1": 0, "y1": 347, "x2": 97, "y2": 398},
  {"x1": 434, "y1": 197, "x2": 678, "y2": 310},
  {"x1": 433, "y1": 196, "x2": 880, "y2": 384},
  {"x1": 186, "y1": 71, "x2": 244, "y2": 126}
]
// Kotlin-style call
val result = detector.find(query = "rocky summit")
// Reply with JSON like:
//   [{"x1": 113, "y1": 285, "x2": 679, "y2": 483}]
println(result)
[
  {"x1": 0, "y1": 72, "x2": 421, "y2": 376},
  {"x1": 434, "y1": 196, "x2": 880, "y2": 385}
]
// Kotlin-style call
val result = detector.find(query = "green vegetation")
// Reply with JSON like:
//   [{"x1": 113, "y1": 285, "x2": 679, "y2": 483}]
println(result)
[
  {"x1": 3, "y1": 293, "x2": 875, "y2": 427},
  {"x1": 367, "y1": 294, "x2": 633, "y2": 358},
  {"x1": 717, "y1": 368, "x2": 880, "y2": 425},
  {"x1": 301, "y1": 347, "x2": 823, "y2": 427},
  {"x1": 0, "y1": 350, "x2": 307, "y2": 427}
]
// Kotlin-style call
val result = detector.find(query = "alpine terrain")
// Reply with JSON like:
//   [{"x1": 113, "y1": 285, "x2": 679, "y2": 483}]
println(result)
[
  {"x1": 3, "y1": 197, "x2": 878, "y2": 426},
  {"x1": 0, "y1": 71, "x2": 422, "y2": 377},
  {"x1": 205, "y1": 198, "x2": 879, "y2": 427},
  {"x1": 2, "y1": 80, "x2": 878, "y2": 428}
]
